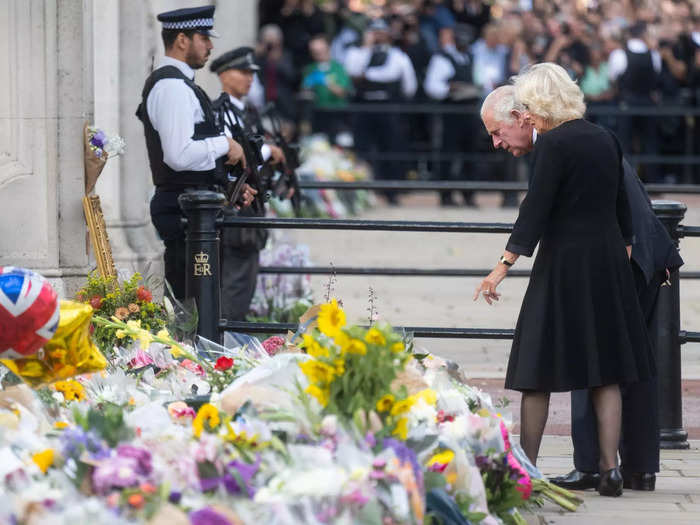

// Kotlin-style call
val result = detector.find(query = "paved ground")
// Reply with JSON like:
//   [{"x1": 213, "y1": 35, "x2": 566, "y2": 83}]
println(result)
[
  {"x1": 523, "y1": 436, "x2": 700, "y2": 525},
  {"x1": 287, "y1": 190, "x2": 700, "y2": 524}
]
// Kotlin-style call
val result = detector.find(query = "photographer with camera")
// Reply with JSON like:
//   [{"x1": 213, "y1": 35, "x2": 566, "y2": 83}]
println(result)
[
  {"x1": 210, "y1": 47, "x2": 288, "y2": 321},
  {"x1": 136, "y1": 6, "x2": 254, "y2": 301}
]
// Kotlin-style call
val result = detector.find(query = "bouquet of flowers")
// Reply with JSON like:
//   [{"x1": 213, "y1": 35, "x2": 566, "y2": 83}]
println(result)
[
  {"x1": 76, "y1": 272, "x2": 167, "y2": 357},
  {"x1": 84, "y1": 123, "x2": 125, "y2": 194}
]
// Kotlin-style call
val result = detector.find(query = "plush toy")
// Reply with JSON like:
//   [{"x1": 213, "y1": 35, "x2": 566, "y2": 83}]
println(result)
[{"x1": 0, "y1": 267, "x2": 59, "y2": 358}]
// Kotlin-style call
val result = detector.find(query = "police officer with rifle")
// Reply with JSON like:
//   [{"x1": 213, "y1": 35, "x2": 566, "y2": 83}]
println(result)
[
  {"x1": 136, "y1": 7, "x2": 256, "y2": 301},
  {"x1": 210, "y1": 47, "x2": 299, "y2": 321}
]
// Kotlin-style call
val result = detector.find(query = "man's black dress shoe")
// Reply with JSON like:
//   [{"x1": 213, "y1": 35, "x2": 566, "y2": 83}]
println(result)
[
  {"x1": 622, "y1": 471, "x2": 656, "y2": 491},
  {"x1": 598, "y1": 467, "x2": 623, "y2": 497},
  {"x1": 549, "y1": 469, "x2": 600, "y2": 490}
]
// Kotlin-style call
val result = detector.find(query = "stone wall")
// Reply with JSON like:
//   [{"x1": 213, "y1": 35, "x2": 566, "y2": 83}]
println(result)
[{"x1": 0, "y1": 0, "x2": 257, "y2": 296}]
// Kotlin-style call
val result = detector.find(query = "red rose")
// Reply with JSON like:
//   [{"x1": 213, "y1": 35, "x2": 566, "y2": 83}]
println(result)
[
  {"x1": 89, "y1": 295, "x2": 104, "y2": 309},
  {"x1": 214, "y1": 356, "x2": 234, "y2": 371},
  {"x1": 137, "y1": 285, "x2": 152, "y2": 303}
]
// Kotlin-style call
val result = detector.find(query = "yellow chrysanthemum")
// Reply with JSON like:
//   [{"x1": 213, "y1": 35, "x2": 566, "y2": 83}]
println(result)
[
  {"x1": 299, "y1": 360, "x2": 337, "y2": 385},
  {"x1": 53, "y1": 421, "x2": 69, "y2": 429},
  {"x1": 390, "y1": 341, "x2": 404, "y2": 353},
  {"x1": 376, "y1": 394, "x2": 395, "y2": 413},
  {"x1": 32, "y1": 449, "x2": 54, "y2": 474},
  {"x1": 333, "y1": 330, "x2": 350, "y2": 350},
  {"x1": 317, "y1": 299, "x2": 346, "y2": 338},
  {"x1": 344, "y1": 339, "x2": 367, "y2": 355},
  {"x1": 390, "y1": 397, "x2": 415, "y2": 416},
  {"x1": 427, "y1": 449, "x2": 455, "y2": 468},
  {"x1": 192, "y1": 403, "x2": 220, "y2": 438},
  {"x1": 302, "y1": 334, "x2": 329, "y2": 358},
  {"x1": 364, "y1": 327, "x2": 386, "y2": 346},
  {"x1": 54, "y1": 380, "x2": 85, "y2": 402},
  {"x1": 305, "y1": 384, "x2": 330, "y2": 407},
  {"x1": 392, "y1": 417, "x2": 409, "y2": 440}
]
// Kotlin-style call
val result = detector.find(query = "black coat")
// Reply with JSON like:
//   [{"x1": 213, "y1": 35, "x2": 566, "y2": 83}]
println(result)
[
  {"x1": 623, "y1": 158, "x2": 684, "y2": 283},
  {"x1": 504, "y1": 119, "x2": 655, "y2": 392}
]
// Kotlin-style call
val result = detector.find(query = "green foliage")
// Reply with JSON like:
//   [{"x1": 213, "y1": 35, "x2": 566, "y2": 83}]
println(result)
[{"x1": 73, "y1": 402, "x2": 133, "y2": 447}]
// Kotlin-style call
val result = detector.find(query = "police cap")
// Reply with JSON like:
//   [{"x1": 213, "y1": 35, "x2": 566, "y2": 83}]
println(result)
[
  {"x1": 157, "y1": 6, "x2": 219, "y2": 38},
  {"x1": 210, "y1": 47, "x2": 260, "y2": 74}
]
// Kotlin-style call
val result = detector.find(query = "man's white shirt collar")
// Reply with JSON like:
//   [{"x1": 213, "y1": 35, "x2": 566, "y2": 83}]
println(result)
[
  {"x1": 159, "y1": 56, "x2": 195, "y2": 80},
  {"x1": 532, "y1": 128, "x2": 538, "y2": 145},
  {"x1": 227, "y1": 94, "x2": 246, "y2": 111}
]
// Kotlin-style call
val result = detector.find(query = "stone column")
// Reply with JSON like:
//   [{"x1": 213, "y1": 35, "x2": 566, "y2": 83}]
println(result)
[{"x1": 0, "y1": 0, "x2": 94, "y2": 298}]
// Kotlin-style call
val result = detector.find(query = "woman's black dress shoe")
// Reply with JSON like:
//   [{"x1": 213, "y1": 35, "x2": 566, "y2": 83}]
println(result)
[
  {"x1": 598, "y1": 467, "x2": 623, "y2": 497},
  {"x1": 623, "y1": 472, "x2": 656, "y2": 491},
  {"x1": 549, "y1": 469, "x2": 600, "y2": 490}
]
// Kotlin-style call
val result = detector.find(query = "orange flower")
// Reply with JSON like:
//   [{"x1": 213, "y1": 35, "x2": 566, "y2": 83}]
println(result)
[
  {"x1": 127, "y1": 303, "x2": 140, "y2": 314},
  {"x1": 128, "y1": 493, "x2": 145, "y2": 508},
  {"x1": 114, "y1": 307, "x2": 129, "y2": 320}
]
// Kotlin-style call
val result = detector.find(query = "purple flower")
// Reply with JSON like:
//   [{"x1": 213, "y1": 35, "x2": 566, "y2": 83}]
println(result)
[
  {"x1": 382, "y1": 438, "x2": 423, "y2": 491},
  {"x1": 61, "y1": 428, "x2": 110, "y2": 461},
  {"x1": 189, "y1": 508, "x2": 232, "y2": 525},
  {"x1": 116, "y1": 445, "x2": 152, "y2": 476},
  {"x1": 364, "y1": 432, "x2": 376, "y2": 448},
  {"x1": 222, "y1": 456, "x2": 260, "y2": 498},
  {"x1": 340, "y1": 487, "x2": 370, "y2": 506},
  {"x1": 169, "y1": 491, "x2": 182, "y2": 504},
  {"x1": 199, "y1": 476, "x2": 221, "y2": 492},
  {"x1": 92, "y1": 455, "x2": 140, "y2": 494},
  {"x1": 91, "y1": 130, "x2": 106, "y2": 148}
]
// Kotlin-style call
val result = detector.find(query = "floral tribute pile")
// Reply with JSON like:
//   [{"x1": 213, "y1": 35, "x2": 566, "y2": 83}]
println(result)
[
  {"x1": 270, "y1": 135, "x2": 374, "y2": 218},
  {"x1": 0, "y1": 295, "x2": 580, "y2": 525}
]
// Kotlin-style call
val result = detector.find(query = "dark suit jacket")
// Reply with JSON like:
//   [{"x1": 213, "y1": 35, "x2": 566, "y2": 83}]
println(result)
[{"x1": 623, "y1": 158, "x2": 684, "y2": 283}]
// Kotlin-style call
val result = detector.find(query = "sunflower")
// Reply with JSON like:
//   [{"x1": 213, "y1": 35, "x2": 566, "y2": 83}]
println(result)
[
  {"x1": 305, "y1": 384, "x2": 330, "y2": 407},
  {"x1": 364, "y1": 327, "x2": 386, "y2": 346},
  {"x1": 317, "y1": 299, "x2": 346, "y2": 338},
  {"x1": 192, "y1": 403, "x2": 221, "y2": 438},
  {"x1": 376, "y1": 393, "x2": 395, "y2": 413}
]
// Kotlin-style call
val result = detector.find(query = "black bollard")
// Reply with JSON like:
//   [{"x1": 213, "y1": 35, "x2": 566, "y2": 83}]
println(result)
[
  {"x1": 179, "y1": 190, "x2": 226, "y2": 344},
  {"x1": 651, "y1": 200, "x2": 689, "y2": 449}
]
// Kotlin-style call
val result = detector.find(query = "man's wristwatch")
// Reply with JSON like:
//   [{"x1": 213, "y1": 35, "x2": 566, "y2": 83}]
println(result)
[{"x1": 499, "y1": 255, "x2": 514, "y2": 267}]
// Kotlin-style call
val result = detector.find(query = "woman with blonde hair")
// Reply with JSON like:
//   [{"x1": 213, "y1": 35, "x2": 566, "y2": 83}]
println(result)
[{"x1": 474, "y1": 63, "x2": 654, "y2": 497}]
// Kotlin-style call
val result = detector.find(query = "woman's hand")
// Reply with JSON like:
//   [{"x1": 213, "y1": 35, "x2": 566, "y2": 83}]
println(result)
[
  {"x1": 473, "y1": 265, "x2": 508, "y2": 305},
  {"x1": 626, "y1": 245, "x2": 632, "y2": 259}
]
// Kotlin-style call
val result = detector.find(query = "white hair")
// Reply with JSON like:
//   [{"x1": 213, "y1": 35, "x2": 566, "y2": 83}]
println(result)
[
  {"x1": 480, "y1": 85, "x2": 526, "y2": 124},
  {"x1": 512, "y1": 62, "x2": 586, "y2": 126}
]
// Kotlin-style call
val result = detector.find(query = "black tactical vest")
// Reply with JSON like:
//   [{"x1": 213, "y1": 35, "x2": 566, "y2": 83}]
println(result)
[
  {"x1": 618, "y1": 49, "x2": 657, "y2": 100},
  {"x1": 136, "y1": 66, "x2": 223, "y2": 189},
  {"x1": 356, "y1": 46, "x2": 402, "y2": 102},
  {"x1": 439, "y1": 50, "x2": 472, "y2": 83}
]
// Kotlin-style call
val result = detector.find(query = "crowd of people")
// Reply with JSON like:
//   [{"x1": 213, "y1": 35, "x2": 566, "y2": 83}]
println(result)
[{"x1": 252, "y1": 0, "x2": 700, "y2": 201}]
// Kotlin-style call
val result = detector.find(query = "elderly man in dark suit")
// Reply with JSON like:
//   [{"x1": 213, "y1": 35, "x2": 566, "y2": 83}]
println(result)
[{"x1": 480, "y1": 85, "x2": 684, "y2": 491}]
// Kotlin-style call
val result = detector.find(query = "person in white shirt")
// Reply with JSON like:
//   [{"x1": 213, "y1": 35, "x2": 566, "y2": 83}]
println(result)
[
  {"x1": 608, "y1": 22, "x2": 662, "y2": 182},
  {"x1": 209, "y1": 47, "x2": 287, "y2": 321},
  {"x1": 344, "y1": 19, "x2": 417, "y2": 205},
  {"x1": 136, "y1": 6, "x2": 254, "y2": 300}
]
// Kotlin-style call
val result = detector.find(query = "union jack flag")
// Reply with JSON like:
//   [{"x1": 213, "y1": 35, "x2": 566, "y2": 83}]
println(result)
[{"x1": 0, "y1": 266, "x2": 59, "y2": 358}]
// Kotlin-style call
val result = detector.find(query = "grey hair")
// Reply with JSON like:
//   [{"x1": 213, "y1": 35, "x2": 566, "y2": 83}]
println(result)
[
  {"x1": 259, "y1": 24, "x2": 283, "y2": 43},
  {"x1": 480, "y1": 85, "x2": 526, "y2": 124}
]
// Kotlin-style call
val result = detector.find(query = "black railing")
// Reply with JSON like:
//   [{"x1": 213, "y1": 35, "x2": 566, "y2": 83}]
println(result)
[{"x1": 182, "y1": 192, "x2": 694, "y2": 449}]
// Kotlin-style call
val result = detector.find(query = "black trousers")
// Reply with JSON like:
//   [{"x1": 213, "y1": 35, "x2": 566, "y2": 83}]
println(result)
[
  {"x1": 353, "y1": 111, "x2": 403, "y2": 200},
  {"x1": 571, "y1": 262, "x2": 664, "y2": 473},
  {"x1": 220, "y1": 242, "x2": 259, "y2": 322},
  {"x1": 151, "y1": 190, "x2": 187, "y2": 300}
]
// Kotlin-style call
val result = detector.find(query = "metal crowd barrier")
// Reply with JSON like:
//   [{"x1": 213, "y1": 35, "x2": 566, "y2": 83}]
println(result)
[
  {"x1": 180, "y1": 190, "x2": 696, "y2": 449},
  {"x1": 309, "y1": 103, "x2": 700, "y2": 178}
]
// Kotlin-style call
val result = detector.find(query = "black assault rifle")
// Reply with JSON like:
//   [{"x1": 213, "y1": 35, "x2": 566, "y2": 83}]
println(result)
[
  {"x1": 215, "y1": 98, "x2": 266, "y2": 215},
  {"x1": 260, "y1": 104, "x2": 302, "y2": 214}
]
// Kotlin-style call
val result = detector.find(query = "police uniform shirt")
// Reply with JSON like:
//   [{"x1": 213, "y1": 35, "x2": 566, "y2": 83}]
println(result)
[
  {"x1": 146, "y1": 56, "x2": 229, "y2": 172},
  {"x1": 222, "y1": 94, "x2": 271, "y2": 162},
  {"x1": 344, "y1": 45, "x2": 417, "y2": 99},
  {"x1": 424, "y1": 45, "x2": 470, "y2": 100},
  {"x1": 608, "y1": 39, "x2": 662, "y2": 81}
]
